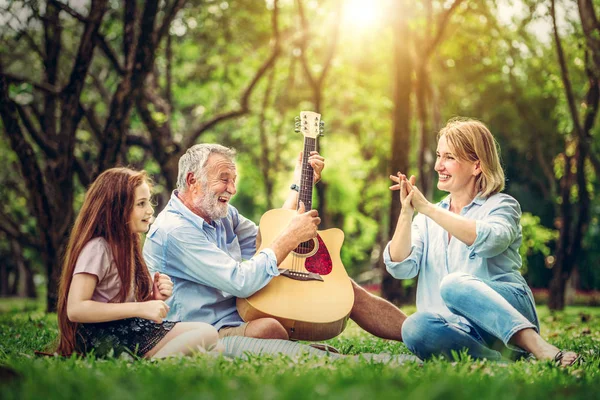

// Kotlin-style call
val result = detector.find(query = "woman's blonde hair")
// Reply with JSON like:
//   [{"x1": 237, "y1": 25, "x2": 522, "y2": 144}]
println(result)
[{"x1": 437, "y1": 118, "x2": 505, "y2": 198}]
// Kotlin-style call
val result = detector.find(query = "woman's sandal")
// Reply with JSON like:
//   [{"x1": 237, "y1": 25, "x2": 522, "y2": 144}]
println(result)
[{"x1": 554, "y1": 350, "x2": 584, "y2": 367}]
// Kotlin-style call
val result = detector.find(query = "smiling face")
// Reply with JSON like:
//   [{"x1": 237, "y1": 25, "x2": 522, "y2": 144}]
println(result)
[
  {"x1": 435, "y1": 135, "x2": 481, "y2": 196},
  {"x1": 193, "y1": 154, "x2": 237, "y2": 222},
  {"x1": 129, "y1": 182, "x2": 154, "y2": 233}
]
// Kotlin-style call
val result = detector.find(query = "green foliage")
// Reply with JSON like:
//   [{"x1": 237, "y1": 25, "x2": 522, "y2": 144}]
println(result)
[
  {"x1": 1, "y1": 305, "x2": 600, "y2": 399},
  {"x1": 520, "y1": 212, "x2": 559, "y2": 276},
  {"x1": 3, "y1": 0, "x2": 600, "y2": 298}
]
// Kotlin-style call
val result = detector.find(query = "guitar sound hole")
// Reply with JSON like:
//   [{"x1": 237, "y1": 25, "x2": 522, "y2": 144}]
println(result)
[{"x1": 295, "y1": 239, "x2": 315, "y2": 255}]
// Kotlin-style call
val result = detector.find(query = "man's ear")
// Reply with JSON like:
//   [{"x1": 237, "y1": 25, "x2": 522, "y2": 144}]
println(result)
[{"x1": 186, "y1": 172, "x2": 197, "y2": 188}]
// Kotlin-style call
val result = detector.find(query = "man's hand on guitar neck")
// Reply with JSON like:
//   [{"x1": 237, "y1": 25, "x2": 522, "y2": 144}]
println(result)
[
  {"x1": 283, "y1": 151, "x2": 325, "y2": 210},
  {"x1": 294, "y1": 150, "x2": 325, "y2": 184},
  {"x1": 269, "y1": 201, "x2": 321, "y2": 265}
]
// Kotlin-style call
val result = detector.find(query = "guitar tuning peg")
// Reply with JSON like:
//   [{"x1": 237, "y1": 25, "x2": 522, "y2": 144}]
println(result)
[
  {"x1": 320, "y1": 121, "x2": 325, "y2": 127},
  {"x1": 295, "y1": 116, "x2": 300, "y2": 122},
  {"x1": 295, "y1": 127, "x2": 301, "y2": 133}
]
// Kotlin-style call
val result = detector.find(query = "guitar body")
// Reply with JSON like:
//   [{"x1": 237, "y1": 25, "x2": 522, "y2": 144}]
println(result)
[{"x1": 237, "y1": 208, "x2": 355, "y2": 341}]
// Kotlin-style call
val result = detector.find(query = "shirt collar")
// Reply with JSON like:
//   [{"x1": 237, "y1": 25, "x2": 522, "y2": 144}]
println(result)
[
  {"x1": 169, "y1": 190, "x2": 215, "y2": 230},
  {"x1": 439, "y1": 192, "x2": 485, "y2": 210}
]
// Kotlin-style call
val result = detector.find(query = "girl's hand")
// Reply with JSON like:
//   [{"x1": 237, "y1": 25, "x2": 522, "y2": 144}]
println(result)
[
  {"x1": 138, "y1": 300, "x2": 170, "y2": 323},
  {"x1": 152, "y1": 272, "x2": 174, "y2": 300},
  {"x1": 390, "y1": 172, "x2": 416, "y2": 215}
]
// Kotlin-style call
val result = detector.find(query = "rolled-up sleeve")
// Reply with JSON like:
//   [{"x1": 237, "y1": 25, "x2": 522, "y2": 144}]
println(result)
[
  {"x1": 467, "y1": 196, "x2": 521, "y2": 258},
  {"x1": 165, "y1": 226, "x2": 279, "y2": 299},
  {"x1": 384, "y1": 214, "x2": 426, "y2": 280}
]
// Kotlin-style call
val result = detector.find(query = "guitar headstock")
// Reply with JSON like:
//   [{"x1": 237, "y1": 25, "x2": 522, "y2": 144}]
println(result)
[{"x1": 294, "y1": 111, "x2": 325, "y2": 138}]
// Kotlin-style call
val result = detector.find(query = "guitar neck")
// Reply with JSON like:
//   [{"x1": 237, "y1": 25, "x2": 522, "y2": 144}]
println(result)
[{"x1": 298, "y1": 137, "x2": 316, "y2": 210}]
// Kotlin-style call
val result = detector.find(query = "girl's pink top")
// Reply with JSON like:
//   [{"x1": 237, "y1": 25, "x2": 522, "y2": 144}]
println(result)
[{"x1": 73, "y1": 237, "x2": 135, "y2": 303}]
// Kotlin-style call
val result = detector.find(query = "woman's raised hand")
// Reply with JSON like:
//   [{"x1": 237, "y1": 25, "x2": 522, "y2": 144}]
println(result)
[
  {"x1": 390, "y1": 172, "x2": 416, "y2": 215},
  {"x1": 403, "y1": 178, "x2": 432, "y2": 214}
]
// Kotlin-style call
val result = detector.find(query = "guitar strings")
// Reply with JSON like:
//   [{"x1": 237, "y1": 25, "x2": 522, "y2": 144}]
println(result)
[{"x1": 294, "y1": 136, "x2": 316, "y2": 273}]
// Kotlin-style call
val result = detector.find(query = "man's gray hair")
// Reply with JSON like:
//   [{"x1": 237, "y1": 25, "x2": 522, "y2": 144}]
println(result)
[{"x1": 176, "y1": 144, "x2": 236, "y2": 192}]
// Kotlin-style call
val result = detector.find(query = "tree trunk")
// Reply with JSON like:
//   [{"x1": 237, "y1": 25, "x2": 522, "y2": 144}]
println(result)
[
  {"x1": 9, "y1": 252, "x2": 19, "y2": 296},
  {"x1": 381, "y1": 1, "x2": 413, "y2": 304},
  {"x1": 565, "y1": 267, "x2": 579, "y2": 306},
  {"x1": 548, "y1": 0, "x2": 598, "y2": 310},
  {"x1": 548, "y1": 273, "x2": 566, "y2": 310},
  {"x1": 15, "y1": 244, "x2": 37, "y2": 299},
  {"x1": 548, "y1": 151, "x2": 573, "y2": 310},
  {"x1": 10, "y1": 239, "x2": 37, "y2": 299},
  {"x1": 416, "y1": 63, "x2": 433, "y2": 199},
  {"x1": 0, "y1": 259, "x2": 7, "y2": 297}
]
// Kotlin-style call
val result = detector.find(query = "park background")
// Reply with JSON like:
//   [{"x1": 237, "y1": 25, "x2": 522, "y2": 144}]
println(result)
[{"x1": 0, "y1": 0, "x2": 599, "y2": 399}]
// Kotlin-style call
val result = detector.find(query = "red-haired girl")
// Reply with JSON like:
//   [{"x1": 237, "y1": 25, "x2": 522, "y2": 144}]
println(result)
[{"x1": 57, "y1": 168, "x2": 219, "y2": 358}]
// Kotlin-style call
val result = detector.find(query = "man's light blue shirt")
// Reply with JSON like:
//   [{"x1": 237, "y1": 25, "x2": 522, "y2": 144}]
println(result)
[
  {"x1": 143, "y1": 191, "x2": 279, "y2": 330},
  {"x1": 384, "y1": 193, "x2": 527, "y2": 325}
]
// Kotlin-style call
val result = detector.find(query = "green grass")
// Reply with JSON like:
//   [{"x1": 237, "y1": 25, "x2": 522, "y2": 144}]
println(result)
[{"x1": 0, "y1": 303, "x2": 599, "y2": 400}]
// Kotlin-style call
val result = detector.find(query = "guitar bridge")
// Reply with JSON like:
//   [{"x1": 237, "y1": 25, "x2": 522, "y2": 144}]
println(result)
[{"x1": 278, "y1": 269, "x2": 324, "y2": 282}]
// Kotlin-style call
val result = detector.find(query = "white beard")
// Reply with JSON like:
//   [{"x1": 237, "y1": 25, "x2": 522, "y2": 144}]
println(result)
[{"x1": 195, "y1": 191, "x2": 229, "y2": 221}]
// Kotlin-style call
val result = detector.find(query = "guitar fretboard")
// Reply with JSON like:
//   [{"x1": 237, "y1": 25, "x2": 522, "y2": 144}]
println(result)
[{"x1": 298, "y1": 137, "x2": 316, "y2": 210}]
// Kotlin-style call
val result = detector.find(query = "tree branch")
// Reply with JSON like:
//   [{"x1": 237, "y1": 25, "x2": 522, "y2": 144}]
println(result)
[
  {"x1": 296, "y1": 0, "x2": 317, "y2": 92},
  {"x1": 532, "y1": 139, "x2": 555, "y2": 197},
  {"x1": 126, "y1": 133, "x2": 153, "y2": 149},
  {"x1": 183, "y1": 1, "x2": 281, "y2": 149},
  {"x1": 422, "y1": 0, "x2": 465, "y2": 60},
  {"x1": 0, "y1": 72, "x2": 60, "y2": 94},
  {"x1": 317, "y1": 0, "x2": 342, "y2": 87},
  {"x1": 97, "y1": 0, "x2": 159, "y2": 172},
  {"x1": 59, "y1": 0, "x2": 109, "y2": 162},
  {"x1": 578, "y1": 0, "x2": 600, "y2": 74},
  {"x1": 0, "y1": 74, "x2": 53, "y2": 240},
  {"x1": 166, "y1": 32, "x2": 173, "y2": 108},
  {"x1": 88, "y1": 70, "x2": 113, "y2": 105},
  {"x1": 581, "y1": 54, "x2": 600, "y2": 175},
  {"x1": 157, "y1": 0, "x2": 186, "y2": 46},
  {"x1": 79, "y1": 102, "x2": 104, "y2": 143},
  {"x1": 73, "y1": 156, "x2": 92, "y2": 188},
  {"x1": 50, "y1": 0, "x2": 124, "y2": 74},
  {"x1": 551, "y1": 0, "x2": 584, "y2": 137},
  {"x1": 135, "y1": 91, "x2": 178, "y2": 188},
  {"x1": 122, "y1": 0, "x2": 137, "y2": 70},
  {"x1": 14, "y1": 102, "x2": 59, "y2": 157},
  {"x1": 552, "y1": 0, "x2": 600, "y2": 175},
  {"x1": 20, "y1": 29, "x2": 45, "y2": 61},
  {"x1": 0, "y1": 208, "x2": 42, "y2": 252}
]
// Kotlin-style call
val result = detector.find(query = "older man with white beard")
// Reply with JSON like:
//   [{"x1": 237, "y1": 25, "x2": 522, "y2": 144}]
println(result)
[{"x1": 144, "y1": 143, "x2": 408, "y2": 343}]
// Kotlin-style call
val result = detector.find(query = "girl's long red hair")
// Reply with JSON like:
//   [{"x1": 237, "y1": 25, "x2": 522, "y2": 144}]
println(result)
[{"x1": 56, "y1": 168, "x2": 153, "y2": 356}]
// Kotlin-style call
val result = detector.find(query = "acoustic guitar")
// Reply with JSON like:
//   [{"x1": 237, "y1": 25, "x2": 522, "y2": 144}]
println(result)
[{"x1": 236, "y1": 111, "x2": 354, "y2": 341}]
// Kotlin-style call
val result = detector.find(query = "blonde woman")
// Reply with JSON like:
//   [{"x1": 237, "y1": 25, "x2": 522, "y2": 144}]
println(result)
[{"x1": 385, "y1": 118, "x2": 581, "y2": 366}]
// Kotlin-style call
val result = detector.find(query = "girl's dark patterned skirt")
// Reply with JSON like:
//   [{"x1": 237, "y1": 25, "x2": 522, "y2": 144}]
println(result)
[{"x1": 75, "y1": 317, "x2": 178, "y2": 357}]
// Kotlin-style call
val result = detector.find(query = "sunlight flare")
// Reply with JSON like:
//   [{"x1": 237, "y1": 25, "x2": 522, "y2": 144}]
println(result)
[{"x1": 342, "y1": 0, "x2": 383, "y2": 29}]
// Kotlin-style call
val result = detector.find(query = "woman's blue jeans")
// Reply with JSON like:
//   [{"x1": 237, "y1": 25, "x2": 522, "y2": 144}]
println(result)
[{"x1": 401, "y1": 272, "x2": 540, "y2": 361}]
